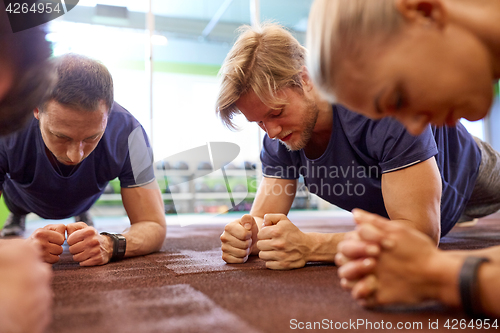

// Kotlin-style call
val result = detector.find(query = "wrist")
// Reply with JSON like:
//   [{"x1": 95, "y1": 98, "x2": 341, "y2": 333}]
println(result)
[
  {"x1": 425, "y1": 251, "x2": 463, "y2": 307},
  {"x1": 100, "y1": 234, "x2": 114, "y2": 263},
  {"x1": 459, "y1": 257, "x2": 490, "y2": 317},
  {"x1": 100, "y1": 232, "x2": 127, "y2": 261},
  {"x1": 306, "y1": 232, "x2": 340, "y2": 262}
]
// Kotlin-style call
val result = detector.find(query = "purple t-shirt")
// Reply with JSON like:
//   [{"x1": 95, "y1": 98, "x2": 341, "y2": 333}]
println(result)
[
  {"x1": 0, "y1": 102, "x2": 155, "y2": 219},
  {"x1": 261, "y1": 104, "x2": 481, "y2": 237}
]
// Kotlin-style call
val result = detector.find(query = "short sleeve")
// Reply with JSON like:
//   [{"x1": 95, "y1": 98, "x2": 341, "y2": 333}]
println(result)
[
  {"x1": 119, "y1": 126, "x2": 155, "y2": 187},
  {"x1": 336, "y1": 105, "x2": 438, "y2": 174},
  {"x1": 260, "y1": 135, "x2": 301, "y2": 179}
]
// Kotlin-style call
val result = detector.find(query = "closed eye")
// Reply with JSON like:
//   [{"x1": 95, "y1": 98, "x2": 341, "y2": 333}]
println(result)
[
  {"x1": 84, "y1": 135, "x2": 100, "y2": 143},
  {"x1": 54, "y1": 134, "x2": 71, "y2": 142},
  {"x1": 270, "y1": 110, "x2": 283, "y2": 118}
]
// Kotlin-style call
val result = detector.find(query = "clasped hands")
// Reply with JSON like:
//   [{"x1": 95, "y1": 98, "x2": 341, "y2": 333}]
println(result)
[
  {"x1": 28, "y1": 222, "x2": 113, "y2": 266},
  {"x1": 220, "y1": 214, "x2": 312, "y2": 270},
  {"x1": 335, "y1": 209, "x2": 442, "y2": 307}
]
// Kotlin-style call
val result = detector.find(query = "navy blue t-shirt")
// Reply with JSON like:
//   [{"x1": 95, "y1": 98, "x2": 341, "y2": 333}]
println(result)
[
  {"x1": 261, "y1": 104, "x2": 481, "y2": 237},
  {"x1": 0, "y1": 102, "x2": 155, "y2": 219}
]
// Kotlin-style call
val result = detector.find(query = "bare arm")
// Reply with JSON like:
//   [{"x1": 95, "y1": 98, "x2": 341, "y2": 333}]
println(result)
[
  {"x1": 120, "y1": 182, "x2": 167, "y2": 257},
  {"x1": 249, "y1": 177, "x2": 297, "y2": 232},
  {"x1": 381, "y1": 157, "x2": 442, "y2": 244},
  {"x1": 66, "y1": 182, "x2": 166, "y2": 266}
]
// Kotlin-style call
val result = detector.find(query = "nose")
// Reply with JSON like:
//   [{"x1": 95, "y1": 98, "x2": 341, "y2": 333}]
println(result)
[
  {"x1": 67, "y1": 141, "x2": 85, "y2": 164},
  {"x1": 261, "y1": 120, "x2": 282, "y2": 139}
]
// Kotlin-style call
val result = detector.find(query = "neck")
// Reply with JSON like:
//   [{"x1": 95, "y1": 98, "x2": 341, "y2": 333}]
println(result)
[
  {"x1": 303, "y1": 94, "x2": 333, "y2": 159},
  {"x1": 312, "y1": 92, "x2": 333, "y2": 136}
]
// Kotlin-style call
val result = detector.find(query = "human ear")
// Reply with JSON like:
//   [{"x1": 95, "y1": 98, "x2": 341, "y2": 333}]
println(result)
[
  {"x1": 33, "y1": 107, "x2": 40, "y2": 120},
  {"x1": 300, "y1": 66, "x2": 314, "y2": 92},
  {"x1": 395, "y1": 0, "x2": 447, "y2": 28}
]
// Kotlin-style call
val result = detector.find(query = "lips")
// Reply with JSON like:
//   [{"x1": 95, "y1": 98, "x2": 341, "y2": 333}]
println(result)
[{"x1": 280, "y1": 133, "x2": 292, "y2": 142}]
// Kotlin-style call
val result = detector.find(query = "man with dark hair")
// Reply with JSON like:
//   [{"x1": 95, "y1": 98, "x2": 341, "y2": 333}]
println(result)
[{"x1": 0, "y1": 53, "x2": 167, "y2": 267}]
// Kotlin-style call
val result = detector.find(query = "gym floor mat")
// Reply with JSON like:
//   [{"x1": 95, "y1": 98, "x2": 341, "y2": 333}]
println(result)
[{"x1": 37, "y1": 211, "x2": 500, "y2": 333}]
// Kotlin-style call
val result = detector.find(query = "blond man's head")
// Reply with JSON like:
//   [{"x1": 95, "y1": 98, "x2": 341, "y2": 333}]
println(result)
[{"x1": 216, "y1": 23, "x2": 306, "y2": 129}]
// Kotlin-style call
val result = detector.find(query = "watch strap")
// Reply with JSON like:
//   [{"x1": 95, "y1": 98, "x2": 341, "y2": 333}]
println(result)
[
  {"x1": 459, "y1": 256, "x2": 490, "y2": 317},
  {"x1": 100, "y1": 232, "x2": 126, "y2": 261}
]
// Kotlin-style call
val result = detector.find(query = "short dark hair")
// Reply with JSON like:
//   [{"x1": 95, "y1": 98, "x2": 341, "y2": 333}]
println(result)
[
  {"x1": 42, "y1": 54, "x2": 114, "y2": 113},
  {"x1": 0, "y1": 27, "x2": 55, "y2": 136}
]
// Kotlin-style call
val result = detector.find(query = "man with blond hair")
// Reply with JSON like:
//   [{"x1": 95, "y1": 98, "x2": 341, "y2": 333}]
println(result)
[{"x1": 216, "y1": 23, "x2": 500, "y2": 270}]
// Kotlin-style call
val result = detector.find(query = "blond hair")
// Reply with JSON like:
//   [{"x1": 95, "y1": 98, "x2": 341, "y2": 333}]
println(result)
[
  {"x1": 307, "y1": 0, "x2": 403, "y2": 102},
  {"x1": 216, "y1": 23, "x2": 306, "y2": 129}
]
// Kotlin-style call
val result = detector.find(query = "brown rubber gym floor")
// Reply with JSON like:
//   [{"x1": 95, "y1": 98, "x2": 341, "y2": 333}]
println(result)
[{"x1": 27, "y1": 211, "x2": 500, "y2": 333}]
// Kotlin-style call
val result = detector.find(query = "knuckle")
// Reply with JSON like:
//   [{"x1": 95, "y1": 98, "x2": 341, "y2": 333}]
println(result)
[
  {"x1": 47, "y1": 256, "x2": 59, "y2": 264},
  {"x1": 269, "y1": 230, "x2": 278, "y2": 238},
  {"x1": 32, "y1": 229, "x2": 45, "y2": 238},
  {"x1": 224, "y1": 223, "x2": 234, "y2": 233},
  {"x1": 220, "y1": 243, "x2": 230, "y2": 253},
  {"x1": 222, "y1": 253, "x2": 240, "y2": 263},
  {"x1": 279, "y1": 261, "x2": 290, "y2": 269},
  {"x1": 274, "y1": 240, "x2": 286, "y2": 250}
]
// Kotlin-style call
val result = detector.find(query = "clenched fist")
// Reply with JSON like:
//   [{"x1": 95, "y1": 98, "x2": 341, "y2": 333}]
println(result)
[
  {"x1": 67, "y1": 222, "x2": 113, "y2": 266},
  {"x1": 220, "y1": 214, "x2": 259, "y2": 263},
  {"x1": 29, "y1": 224, "x2": 66, "y2": 264}
]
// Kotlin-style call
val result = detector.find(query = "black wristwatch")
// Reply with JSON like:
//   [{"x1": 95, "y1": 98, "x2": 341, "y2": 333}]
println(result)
[
  {"x1": 100, "y1": 232, "x2": 126, "y2": 261},
  {"x1": 459, "y1": 256, "x2": 490, "y2": 317}
]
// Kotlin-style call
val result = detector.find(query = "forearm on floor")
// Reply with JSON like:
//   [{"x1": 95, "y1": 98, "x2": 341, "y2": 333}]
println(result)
[
  {"x1": 305, "y1": 232, "x2": 345, "y2": 263},
  {"x1": 477, "y1": 263, "x2": 500, "y2": 317},
  {"x1": 121, "y1": 221, "x2": 167, "y2": 257},
  {"x1": 425, "y1": 250, "x2": 500, "y2": 317},
  {"x1": 446, "y1": 246, "x2": 500, "y2": 264}
]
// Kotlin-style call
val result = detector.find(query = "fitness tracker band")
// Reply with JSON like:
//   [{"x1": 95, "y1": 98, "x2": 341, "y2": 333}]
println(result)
[
  {"x1": 100, "y1": 232, "x2": 126, "y2": 261},
  {"x1": 459, "y1": 256, "x2": 490, "y2": 317}
]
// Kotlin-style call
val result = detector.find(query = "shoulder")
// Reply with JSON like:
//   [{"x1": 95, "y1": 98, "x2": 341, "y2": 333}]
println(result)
[
  {"x1": 107, "y1": 102, "x2": 142, "y2": 130},
  {"x1": 334, "y1": 104, "x2": 407, "y2": 138},
  {"x1": 97, "y1": 102, "x2": 149, "y2": 157},
  {"x1": 102, "y1": 102, "x2": 146, "y2": 144},
  {"x1": 431, "y1": 122, "x2": 480, "y2": 152},
  {"x1": 262, "y1": 135, "x2": 298, "y2": 157},
  {"x1": 261, "y1": 134, "x2": 301, "y2": 165},
  {"x1": 0, "y1": 117, "x2": 39, "y2": 149}
]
